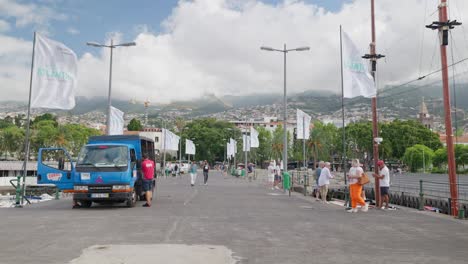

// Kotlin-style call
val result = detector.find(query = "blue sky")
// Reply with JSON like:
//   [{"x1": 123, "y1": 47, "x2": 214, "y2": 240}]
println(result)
[{"x1": 6, "y1": 0, "x2": 351, "y2": 56}]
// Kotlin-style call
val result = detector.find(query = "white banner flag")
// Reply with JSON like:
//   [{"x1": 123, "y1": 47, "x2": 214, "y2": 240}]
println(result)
[
  {"x1": 243, "y1": 135, "x2": 250, "y2": 152},
  {"x1": 227, "y1": 142, "x2": 231, "y2": 158},
  {"x1": 163, "y1": 129, "x2": 180, "y2": 151},
  {"x1": 250, "y1": 127, "x2": 259, "y2": 148},
  {"x1": 31, "y1": 33, "x2": 77, "y2": 109},
  {"x1": 186, "y1": 139, "x2": 196, "y2": 155},
  {"x1": 342, "y1": 30, "x2": 376, "y2": 98},
  {"x1": 109, "y1": 106, "x2": 124, "y2": 135},
  {"x1": 296, "y1": 109, "x2": 311, "y2": 139},
  {"x1": 230, "y1": 138, "x2": 237, "y2": 157}
]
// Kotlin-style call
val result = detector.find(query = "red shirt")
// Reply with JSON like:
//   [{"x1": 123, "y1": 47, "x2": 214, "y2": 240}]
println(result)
[{"x1": 142, "y1": 159, "x2": 155, "y2": 180}]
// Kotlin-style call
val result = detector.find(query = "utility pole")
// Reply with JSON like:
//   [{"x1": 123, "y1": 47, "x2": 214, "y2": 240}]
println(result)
[
  {"x1": 426, "y1": 0, "x2": 461, "y2": 216},
  {"x1": 363, "y1": 0, "x2": 385, "y2": 208}
]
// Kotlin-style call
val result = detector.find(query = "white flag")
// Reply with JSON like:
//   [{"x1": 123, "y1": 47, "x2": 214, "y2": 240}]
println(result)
[
  {"x1": 109, "y1": 107, "x2": 124, "y2": 135},
  {"x1": 171, "y1": 132, "x2": 180, "y2": 151},
  {"x1": 186, "y1": 139, "x2": 196, "y2": 155},
  {"x1": 342, "y1": 30, "x2": 376, "y2": 98},
  {"x1": 163, "y1": 129, "x2": 180, "y2": 151},
  {"x1": 243, "y1": 135, "x2": 250, "y2": 152},
  {"x1": 31, "y1": 33, "x2": 77, "y2": 109},
  {"x1": 296, "y1": 109, "x2": 311, "y2": 139},
  {"x1": 250, "y1": 127, "x2": 259, "y2": 148},
  {"x1": 227, "y1": 142, "x2": 231, "y2": 158},
  {"x1": 230, "y1": 138, "x2": 237, "y2": 156}
]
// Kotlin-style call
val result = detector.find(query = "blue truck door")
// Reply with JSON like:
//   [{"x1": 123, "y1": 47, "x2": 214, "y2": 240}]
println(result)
[{"x1": 37, "y1": 148, "x2": 75, "y2": 191}]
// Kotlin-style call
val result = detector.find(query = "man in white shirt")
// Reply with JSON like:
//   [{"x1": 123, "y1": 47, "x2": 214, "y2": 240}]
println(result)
[
  {"x1": 318, "y1": 162, "x2": 334, "y2": 204},
  {"x1": 267, "y1": 162, "x2": 275, "y2": 190},
  {"x1": 373, "y1": 160, "x2": 390, "y2": 209}
]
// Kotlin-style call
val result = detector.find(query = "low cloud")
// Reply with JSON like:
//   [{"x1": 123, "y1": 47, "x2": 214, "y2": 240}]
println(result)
[{"x1": 2, "y1": 0, "x2": 468, "y2": 104}]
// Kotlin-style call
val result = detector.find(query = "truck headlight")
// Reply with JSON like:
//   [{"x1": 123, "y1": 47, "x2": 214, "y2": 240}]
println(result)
[
  {"x1": 74, "y1": 185, "x2": 88, "y2": 191},
  {"x1": 112, "y1": 185, "x2": 130, "y2": 190}
]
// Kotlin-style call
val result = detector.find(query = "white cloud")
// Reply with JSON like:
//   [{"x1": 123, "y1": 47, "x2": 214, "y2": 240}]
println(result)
[
  {"x1": 66, "y1": 27, "x2": 79, "y2": 35},
  {"x1": 0, "y1": 0, "x2": 67, "y2": 28},
  {"x1": 0, "y1": 19, "x2": 10, "y2": 32},
  {"x1": 2, "y1": 0, "x2": 468, "y2": 104}
]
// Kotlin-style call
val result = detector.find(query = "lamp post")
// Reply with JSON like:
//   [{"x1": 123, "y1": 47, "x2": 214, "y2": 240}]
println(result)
[
  {"x1": 86, "y1": 39, "x2": 136, "y2": 135},
  {"x1": 260, "y1": 44, "x2": 309, "y2": 173}
]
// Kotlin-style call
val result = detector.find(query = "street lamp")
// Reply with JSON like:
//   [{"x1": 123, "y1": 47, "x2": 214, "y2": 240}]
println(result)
[
  {"x1": 86, "y1": 39, "x2": 136, "y2": 135},
  {"x1": 260, "y1": 44, "x2": 309, "y2": 172}
]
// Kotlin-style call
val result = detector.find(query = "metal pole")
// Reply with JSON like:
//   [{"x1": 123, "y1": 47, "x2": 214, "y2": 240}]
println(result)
[
  {"x1": 244, "y1": 119, "x2": 248, "y2": 177},
  {"x1": 283, "y1": 44, "x2": 288, "y2": 174},
  {"x1": 370, "y1": 0, "x2": 381, "y2": 208},
  {"x1": 340, "y1": 25, "x2": 349, "y2": 207},
  {"x1": 17, "y1": 32, "x2": 37, "y2": 207},
  {"x1": 438, "y1": 0, "x2": 459, "y2": 216},
  {"x1": 163, "y1": 123, "x2": 167, "y2": 177},
  {"x1": 422, "y1": 149, "x2": 425, "y2": 173},
  {"x1": 303, "y1": 115, "x2": 307, "y2": 196},
  {"x1": 106, "y1": 39, "x2": 114, "y2": 135}
]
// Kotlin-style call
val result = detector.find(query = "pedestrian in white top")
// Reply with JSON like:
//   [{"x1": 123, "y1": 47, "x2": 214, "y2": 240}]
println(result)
[
  {"x1": 318, "y1": 162, "x2": 334, "y2": 203},
  {"x1": 347, "y1": 159, "x2": 368, "y2": 213},
  {"x1": 267, "y1": 162, "x2": 275, "y2": 189},
  {"x1": 373, "y1": 160, "x2": 390, "y2": 209}
]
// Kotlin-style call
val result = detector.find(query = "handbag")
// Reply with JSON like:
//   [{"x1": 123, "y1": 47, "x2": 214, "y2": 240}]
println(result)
[{"x1": 358, "y1": 172, "x2": 370, "y2": 185}]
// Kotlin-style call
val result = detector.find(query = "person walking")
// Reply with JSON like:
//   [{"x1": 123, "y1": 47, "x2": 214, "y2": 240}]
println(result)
[
  {"x1": 190, "y1": 161, "x2": 198, "y2": 187},
  {"x1": 274, "y1": 161, "x2": 281, "y2": 189},
  {"x1": 141, "y1": 154, "x2": 155, "y2": 207},
  {"x1": 346, "y1": 159, "x2": 368, "y2": 213},
  {"x1": 267, "y1": 162, "x2": 275, "y2": 190},
  {"x1": 314, "y1": 161, "x2": 324, "y2": 201},
  {"x1": 203, "y1": 160, "x2": 210, "y2": 185},
  {"x1": 318, "y1": 162, "x2": 334, "y2": 204},
  {"x1": 373, "y1": 160, "x2": 390, "y2": 209}
]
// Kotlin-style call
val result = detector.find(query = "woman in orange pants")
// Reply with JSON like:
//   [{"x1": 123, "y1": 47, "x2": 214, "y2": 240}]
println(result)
[{"x1": 347, "y1": 159, "x2": 368, "y2": 213}]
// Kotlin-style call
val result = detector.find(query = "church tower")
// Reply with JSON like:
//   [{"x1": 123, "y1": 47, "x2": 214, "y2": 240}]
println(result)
[{"x1": 418, "y1": 97, "x2": 433, "y2": 130}]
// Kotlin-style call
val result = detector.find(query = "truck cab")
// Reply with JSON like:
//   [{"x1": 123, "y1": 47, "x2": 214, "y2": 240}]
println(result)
[{"x1": 37, "y1": 135, "x2": 156, "y2": 208}]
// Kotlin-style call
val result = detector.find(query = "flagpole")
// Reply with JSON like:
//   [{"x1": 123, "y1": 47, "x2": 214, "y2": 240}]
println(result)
[
  {"x1": 302, "y1": 115, "x2": 306, "y2": 172},
  {"x1": 17, "y1": 32, "x2": 37, "y2": 207},
  {"x1": 340, "y1": 25, "x2": 350, "y2": 208}
]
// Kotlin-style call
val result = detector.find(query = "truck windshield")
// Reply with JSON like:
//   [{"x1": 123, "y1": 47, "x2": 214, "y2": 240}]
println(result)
[{"x1": 76, "y1": 145, "x2": 128, "y2": 168}]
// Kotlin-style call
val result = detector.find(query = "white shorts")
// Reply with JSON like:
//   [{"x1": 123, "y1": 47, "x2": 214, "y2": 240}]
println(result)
[{"x1": 268, "y1": 174, "x2": 274, "y2": 183}]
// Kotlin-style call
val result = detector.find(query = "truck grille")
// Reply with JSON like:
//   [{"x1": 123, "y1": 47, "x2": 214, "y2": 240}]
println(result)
[{"x1": 88, "y1": 185, "x2": 112, "y2": 192}]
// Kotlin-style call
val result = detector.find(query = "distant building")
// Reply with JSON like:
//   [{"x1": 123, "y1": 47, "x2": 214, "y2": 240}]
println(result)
[
  {"x1": 439, "y1": 134, "x2": 468, "y2": 146},
  {"x1": 418, "y1": 98, "x2": 434, "y2": 130}
]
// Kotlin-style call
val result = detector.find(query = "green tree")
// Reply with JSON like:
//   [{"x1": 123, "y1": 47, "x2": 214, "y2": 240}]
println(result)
[
  {"x1": 127, "y1": 118, "x2": 143, "y2": 131},
  {"x1": 381, "y1": 120, "x2": 441, "y2": 159},
  {"x1": 402, "y1": 144, "x2": 434, "y2": 172},
  {"x1": 182, "y1": 118, "x2": 238, "y2": 163},
  {"x1": 252, "y1": 126, "x2": 272, "y2": 165},
  {"x1": 0, "y1": 126, "x2": 25, "y2": 159},
  {"x1": 0, "y1": 116, "x2": 14, "y2": 129},
  {"x1": 33, "y1": 113, "x2": 58, "y2": 127}
]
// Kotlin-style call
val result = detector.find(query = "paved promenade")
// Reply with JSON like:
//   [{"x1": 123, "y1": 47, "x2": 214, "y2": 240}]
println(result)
[{"x1": 1, "y1": 171, "x2": 467, "y2": 264}]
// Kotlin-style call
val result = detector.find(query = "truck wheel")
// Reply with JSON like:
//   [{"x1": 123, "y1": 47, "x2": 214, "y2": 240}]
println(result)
[
  {"x1": 127, "y1": 189, "x2": 136, "y2": 207},
  {"x1": 81, "y1": 201, "x2": 92, "y2": 208}
]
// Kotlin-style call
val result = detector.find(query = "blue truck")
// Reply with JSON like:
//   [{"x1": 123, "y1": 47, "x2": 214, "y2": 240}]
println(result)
[{"x1": 37, "y1": 135, "x2": 156, "y2": 208}]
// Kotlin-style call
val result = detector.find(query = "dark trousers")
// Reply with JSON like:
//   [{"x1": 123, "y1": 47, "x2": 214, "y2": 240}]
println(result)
[{"x1": 203, "y1": 171, "x2": 209, "y2": 184}]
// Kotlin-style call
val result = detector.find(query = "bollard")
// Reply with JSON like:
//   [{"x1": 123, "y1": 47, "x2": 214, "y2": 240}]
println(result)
[
  {"x1": 448, "y1": 198, "x2": 452, "y2": 216},
  {"x1": 458, "y1": 208, "x2": 465, "y2": 220},
  {"x1": 303, "y1": 174, "x2": 309, "y2": 196},
  {"x1": 419, "y1": 180, "x2": 424, "y2": 211}
]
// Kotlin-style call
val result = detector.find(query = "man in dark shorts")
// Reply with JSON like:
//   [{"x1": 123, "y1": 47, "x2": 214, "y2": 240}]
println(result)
[
  {"x1": 373, "y1": 160, "x2": 390, "y2": 209},
  {"x1": 141, "y1": 154, "x2": 155, "y2": 207}
]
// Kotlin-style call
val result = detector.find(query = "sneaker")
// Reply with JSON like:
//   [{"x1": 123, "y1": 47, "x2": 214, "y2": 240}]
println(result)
[
  {"x1": 347, "y1": 208, "x2": 358, "y2": 213},
  {"x1": 361, "y1": 203, "x2": 369, "y2": 212},
  {"x1": 142, "y1": 203, "x2": 151, "y2": 207},
  {"x1": 381, "y1": 206, "x2": 386, "y2": 210}
]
